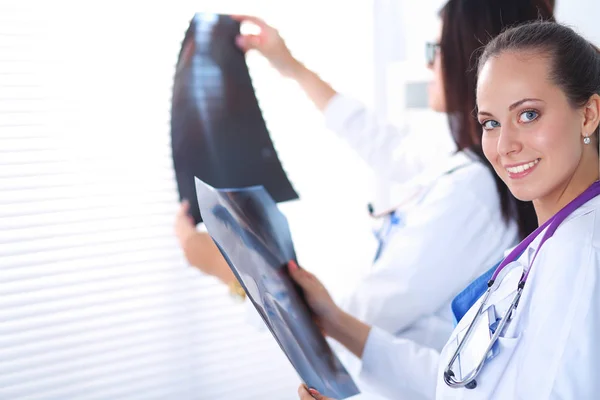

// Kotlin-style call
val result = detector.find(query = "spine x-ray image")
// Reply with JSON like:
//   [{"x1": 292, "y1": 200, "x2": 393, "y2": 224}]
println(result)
[
  {"x1": 195, "y1": 177, "x2": 360, "y2": 399},
  {"x1": 171, "y1": 13, "x2": 298, "y2": 224}
]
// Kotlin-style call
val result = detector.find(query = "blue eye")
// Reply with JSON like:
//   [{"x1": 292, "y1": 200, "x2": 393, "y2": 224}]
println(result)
[
  {"x1": 482, "y1": 120, "x2": 500, "y2": 130},
  {"x1": 519, "y1": 110, "x2": 539, "y2": 123}
]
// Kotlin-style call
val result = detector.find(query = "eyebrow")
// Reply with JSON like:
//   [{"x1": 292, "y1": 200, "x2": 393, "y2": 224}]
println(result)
[{"x1": 478, "y1": 98, "x2": 545, "y2": 117}]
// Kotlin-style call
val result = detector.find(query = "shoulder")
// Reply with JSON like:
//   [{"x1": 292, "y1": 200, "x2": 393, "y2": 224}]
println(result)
[
  {"x1": 531, "y1": 199, "x2": 600, "y2": 287},
  {"x1": 408, "y1": 156, "x2": 514, "y2": 241},
  {"x1": 425, "y1": 156, "x2": 500, "y2": 211},
  {"x1": 520, "y1": 198, "x2": 600, "y2": 340},
  {"x1": 518, "y1": 198, "x2": 600, "y2": 398},
  {"x1": 547, "y1": 197, "x2": 600, "y2": 256}
]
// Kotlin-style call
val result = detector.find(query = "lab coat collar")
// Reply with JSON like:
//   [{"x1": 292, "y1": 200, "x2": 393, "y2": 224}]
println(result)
[
  {"x1": 414, "y1": 149, "x2": 477, "y2": 186},
  {"x1": 451, "y1": 184, "x2": 600, "y2": 325},
  {"x1": 451, "y1": 185, "x2": 600, "y2": 326},
  {"x1": 520, "y1": 193, "x2": 600, "y2": 270},
  {"x1": 380, "y1": 150, "x2": 478, "y2": 215}
]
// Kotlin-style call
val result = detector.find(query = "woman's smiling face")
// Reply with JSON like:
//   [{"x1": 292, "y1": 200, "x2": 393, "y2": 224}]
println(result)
[{"x1": 477, "y1": 51, "x2": 591, "y2": 203}]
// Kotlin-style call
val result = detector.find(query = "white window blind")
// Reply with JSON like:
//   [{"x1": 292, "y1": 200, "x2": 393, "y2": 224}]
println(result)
[{"x1": 1, "y1": 1, "x2": 376, "y2": 399}]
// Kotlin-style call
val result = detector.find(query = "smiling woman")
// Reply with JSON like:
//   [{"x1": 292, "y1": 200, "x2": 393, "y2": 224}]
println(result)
[
  {"x1": 477, "y1": 22, "x2": 600, "y2": 224},
  {"x1": 295, "y1": 20, "x2": 600, "y2": 400}
]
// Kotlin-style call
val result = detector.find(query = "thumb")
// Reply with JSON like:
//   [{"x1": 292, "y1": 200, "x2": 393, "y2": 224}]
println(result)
[
  {"x1": 288, "y1": 260, "x2": 310, "y2": 288},
  {"x1": 297, "y1": 385, "x2": 313, "y2": 400},
  {"x1": 308, "y1": 388, "x2": 327, "y2": 400},
  {"x1": 178, "y1": 200, "x2": 190, "y2": 216},
  {"x1": 235, "y1": 34, "x2": 261, "y2": 52}
]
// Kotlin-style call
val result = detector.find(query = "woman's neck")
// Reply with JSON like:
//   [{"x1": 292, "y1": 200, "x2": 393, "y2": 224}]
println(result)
[{"x1": 534, "y1": 152, "x2": 599, "y2": 225}]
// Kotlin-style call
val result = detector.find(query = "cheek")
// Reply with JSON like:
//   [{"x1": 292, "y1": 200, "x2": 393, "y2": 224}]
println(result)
[
  {"x1": 428, "y1": 58, "x2": 446, "y2": 111},
  {"x1": 531, "y1": 118, "x2": 580, "y2": 160},
  {"x1": 433, "y1": 58, "x2": 444, "y2": 89},
  {"x1": 481, "y1": 134, "x2": 499, "y2": 165}
]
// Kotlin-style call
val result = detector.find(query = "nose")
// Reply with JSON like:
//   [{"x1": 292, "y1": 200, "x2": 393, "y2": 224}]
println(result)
[{"x1": 497, "y1": 124, "x2": 523, "y2": 157}]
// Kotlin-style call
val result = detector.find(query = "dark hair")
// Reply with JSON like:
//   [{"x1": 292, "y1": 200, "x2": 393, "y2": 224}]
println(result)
[
  {"x1": 439, "y1": 0, "x2": 554, "y2": 238},
  {"x1": 478, "y1": 21, "x2": 600, "y2": 142}
]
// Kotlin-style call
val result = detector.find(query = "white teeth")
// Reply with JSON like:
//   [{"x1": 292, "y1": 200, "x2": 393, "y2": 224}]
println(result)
[{"x1": 506, "y1": 159, "x2": 539, "y2": 174}]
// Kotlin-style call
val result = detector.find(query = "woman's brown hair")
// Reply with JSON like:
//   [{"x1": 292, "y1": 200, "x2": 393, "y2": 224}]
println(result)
[{"x1": 439, "y1": 0, "x2": 555, "y2": 237}]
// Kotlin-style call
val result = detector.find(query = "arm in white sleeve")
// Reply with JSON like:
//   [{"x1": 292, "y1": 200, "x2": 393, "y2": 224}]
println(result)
[
  {"x1": 360, "y1": 326, "x2": 440, "y2": 399},
  {"x1": 340, "y1": 165, "x2": 516, "y2": 335},
  {"x1": 324, "y1": 94, "x2": 454, "y2": 184}
]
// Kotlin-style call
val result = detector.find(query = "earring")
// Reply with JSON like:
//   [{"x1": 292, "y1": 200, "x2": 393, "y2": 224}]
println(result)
[{"x1": 584, "y1": 136, "x2": 591, "y2": 145}]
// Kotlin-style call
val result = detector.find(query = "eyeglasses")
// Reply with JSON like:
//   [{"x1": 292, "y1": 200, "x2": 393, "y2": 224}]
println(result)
[{"x1": 426, "y1": 42, "x2": 441, "y2": 66}]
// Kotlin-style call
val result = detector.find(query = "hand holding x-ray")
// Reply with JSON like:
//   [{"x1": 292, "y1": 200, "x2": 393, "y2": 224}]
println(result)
[{"x1": 194, "y1": 177, "x2": 359, "y2": 399}]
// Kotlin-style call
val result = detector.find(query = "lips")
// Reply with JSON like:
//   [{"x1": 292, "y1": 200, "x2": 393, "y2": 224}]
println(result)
[{"x1": 504, "y1": 158, "x2": 540, "y2": 179}]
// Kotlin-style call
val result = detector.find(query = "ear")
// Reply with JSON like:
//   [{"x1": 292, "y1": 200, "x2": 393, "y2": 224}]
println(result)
[{"x1": 582, "y1": 94, "x2": 600, "y2": 138}]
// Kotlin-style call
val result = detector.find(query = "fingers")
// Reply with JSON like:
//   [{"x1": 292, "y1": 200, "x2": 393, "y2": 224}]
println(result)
[
  {"x1": 298, "y1": 385, "x2": 311, "y2": 399},
  {"x1": 314, "y1": 317, "x2": 326, "y2": 336},
  {"x1": 174, "y1": 200, "x2": 198, "y2": 241},
  {"x1": 177, "y1": 200, "x2": 190, "y2": 216},
  {"x1": 288, "y1": 260, "x2": 300, "y2": 271},
  {"x1": 308, "y1": 388, "x2": 328, "y2": 400},
  {"x1": 299, "y1": 385, "x2": 329, "y2": 400},
  {"x1": 288, "y1": 260, "x2": 311, "y2": 288},
  {"x1": 230, "y1": 14, "x2": 268, "y2": 29},
  {"x1": 288, "y1": 260, "x2": 316, "y2": 278},
  {"x1": 288, "y1": 261, "x2": 321, "y2": 292},
  {"x1": 235, "y1": 34, "x2": 261, "y2": 52},
  {"x1": 298, "y1": 385, "x2": 327, "y2": 400},
  {"x1": 176, "y1": 200, "x2": 195, "y2": 226}
]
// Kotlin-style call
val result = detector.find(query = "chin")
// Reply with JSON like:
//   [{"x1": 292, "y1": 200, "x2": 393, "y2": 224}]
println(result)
[
  {"x1": 509, "y1": 189, "x2": 535, "y2": 202},
  {"x1": 504, "y1": 180, "x2": 543, "y2": 203}
]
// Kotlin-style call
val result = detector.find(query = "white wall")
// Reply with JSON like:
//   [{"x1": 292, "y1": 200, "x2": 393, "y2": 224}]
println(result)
[
  {"x1": 556, "y1": 0, "x2": 600, "y2": 45},
  {"x1": 373, "y1": 0, "x2": 600, "y2": 169}
]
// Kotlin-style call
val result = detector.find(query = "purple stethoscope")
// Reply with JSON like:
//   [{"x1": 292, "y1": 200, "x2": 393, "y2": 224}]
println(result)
[{"x1": 444, "y1": 180, "x2": 600, "y2": 389}]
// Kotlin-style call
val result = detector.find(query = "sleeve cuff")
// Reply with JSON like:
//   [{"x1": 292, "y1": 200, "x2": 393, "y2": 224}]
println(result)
[
  {"x1": 359, "y1": 327, "x2": 440, "y2": 399},
  {"x1": 323, "y1": 93, "x2": 365, "y2": 136},
  {"x1": 360, "y1": 326, "x2": 397, "y2": 385}
]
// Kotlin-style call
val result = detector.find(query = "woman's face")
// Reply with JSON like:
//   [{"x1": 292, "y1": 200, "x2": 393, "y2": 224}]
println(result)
[
  {"x1": 427, "y1": 21, "x2": 446, "y2": 112},
  {"x1": 477, "y1": 51, "x2": 595, "y2": 203}
]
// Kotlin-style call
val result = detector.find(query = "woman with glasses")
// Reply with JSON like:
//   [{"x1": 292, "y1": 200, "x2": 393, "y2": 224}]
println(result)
[{"x1": 175, "y1": 0, "x2": 553, "y2": 397}]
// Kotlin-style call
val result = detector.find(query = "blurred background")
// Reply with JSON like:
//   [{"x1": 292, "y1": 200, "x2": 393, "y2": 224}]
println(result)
[{"x1": 1, "y1": 0, "x2": 599, "y2": 399}]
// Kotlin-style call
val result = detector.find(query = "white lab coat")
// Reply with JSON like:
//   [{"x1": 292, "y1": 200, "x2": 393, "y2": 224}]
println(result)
[
  {"x1": 358, "y1": 195, "x2": 600, "y2": 399},
  {"x1": 322, "y1": 95, "x2": 518, "y2": 396},
  {"x1": 325, "y1": 93, "x2": 519, "y2": 332},
  {"x1": 245, "y1": 94, "x2": 519, "y2": 399}
]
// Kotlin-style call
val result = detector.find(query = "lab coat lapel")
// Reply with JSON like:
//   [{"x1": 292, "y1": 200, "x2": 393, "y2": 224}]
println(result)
[
  {"x1": 512, "y1": 210, "x2": 596, "y2": 398},
  {"x1": 438, "y1": 199, "x2": 600, "y2": 399},
  {"x1": 382, "y1": 151, "x2": 475, "y2": 215}
]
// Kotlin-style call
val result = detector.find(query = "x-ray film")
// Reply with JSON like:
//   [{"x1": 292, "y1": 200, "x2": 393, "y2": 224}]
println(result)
[
  {"x1": 195, "y1": 177, "x2": 360, "y2": 399},
  {"x1": 171, "y1": 13, "x2": 298, "y2": 224}
]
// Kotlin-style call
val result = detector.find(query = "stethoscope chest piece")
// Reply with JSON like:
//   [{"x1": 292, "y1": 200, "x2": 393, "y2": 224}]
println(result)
[{"x1": 444, "y1": 261, "x2": 525, "y2": 389}]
